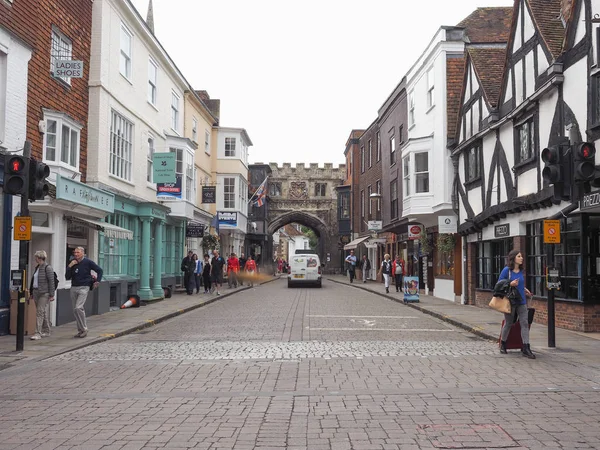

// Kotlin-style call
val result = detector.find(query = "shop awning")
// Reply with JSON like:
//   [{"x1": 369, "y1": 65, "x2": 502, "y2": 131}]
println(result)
[
  {"x1": 343, "y1": 235, "x2": 370, "y2": 250},
  {"x1": 66, "y1": 216, "x2": 134, "y2": 240}
]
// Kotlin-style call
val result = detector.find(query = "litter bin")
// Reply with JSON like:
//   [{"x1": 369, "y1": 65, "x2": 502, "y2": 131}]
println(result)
[{"x1": 9, "y1": 291, "x2": 37, "y2": 336}]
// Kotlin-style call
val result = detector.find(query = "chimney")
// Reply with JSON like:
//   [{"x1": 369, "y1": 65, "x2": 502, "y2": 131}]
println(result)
[{"x1": 146, "y1": 0, "x2": 155, "y2": 34}]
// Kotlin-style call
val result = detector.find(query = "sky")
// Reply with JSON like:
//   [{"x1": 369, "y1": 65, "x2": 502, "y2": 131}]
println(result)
[{"x1": 129, "y1": 0, "x2": 514, "y2": 166}]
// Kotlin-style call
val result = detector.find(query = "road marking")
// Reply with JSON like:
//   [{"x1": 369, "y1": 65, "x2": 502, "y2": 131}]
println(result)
[
  {"x1": 305, "y1": 327, "x2": 455, "y2": 332},
  {"x1": 307, "y1": 315, "x2": 417, "y2": 319}
]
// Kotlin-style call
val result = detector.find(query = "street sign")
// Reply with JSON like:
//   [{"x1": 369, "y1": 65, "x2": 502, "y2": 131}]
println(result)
[
  {"x1": 546, "y1": 267, "x2": 561, "y2": 290},
  {"x1": 408, "y1": 224, "x2": 423, "y2": 240},
  {"x1": 543, "y1": 220, "x2": 561, "y2": 244},
  {"x1": 438, "y1": 215, "x2": 457, "y2": 234},
  {"x1": 13, "y1": 216, "x2": 31, "y2": 241}
]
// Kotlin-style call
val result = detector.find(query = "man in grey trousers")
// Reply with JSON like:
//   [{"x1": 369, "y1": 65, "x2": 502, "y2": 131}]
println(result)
[{"x1": 65, "y1": 246, "x2": 103, "y2": 338}]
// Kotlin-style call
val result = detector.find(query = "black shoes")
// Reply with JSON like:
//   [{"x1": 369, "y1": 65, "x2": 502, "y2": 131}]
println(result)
[
  {"x1": 385, "y1": 287, "x2": 389, "y2": 293},
  {"x1": 522, "y1": 344, "x2": 536, "y2": 359},
  {"x1": 500, "y1": 340, "x2": 507, "y2": 354}
]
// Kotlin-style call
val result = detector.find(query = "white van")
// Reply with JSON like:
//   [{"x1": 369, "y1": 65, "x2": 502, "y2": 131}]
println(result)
[{"x1": 287, "y1": 254, "x2": 323, "y2": 288}]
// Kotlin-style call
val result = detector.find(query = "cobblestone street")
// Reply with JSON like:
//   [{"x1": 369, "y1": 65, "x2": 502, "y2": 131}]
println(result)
[{"x1": 1, "y1": 279, "x2": 599, "y2": 449}]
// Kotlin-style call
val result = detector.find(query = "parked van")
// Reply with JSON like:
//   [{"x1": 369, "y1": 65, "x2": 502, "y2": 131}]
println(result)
[{"x1": 288, "y1": 254, "x2": 323, "y2": 288}]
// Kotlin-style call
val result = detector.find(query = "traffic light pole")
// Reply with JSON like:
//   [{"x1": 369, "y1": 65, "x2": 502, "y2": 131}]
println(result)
[{"x1": 16, "y1": 141, "x2": 31, "y2": 352}]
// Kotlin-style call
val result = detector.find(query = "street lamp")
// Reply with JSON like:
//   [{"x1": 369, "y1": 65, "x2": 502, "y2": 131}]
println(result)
[{"x1": 369, "y1": 192, "x2": 382, "y2": 222}]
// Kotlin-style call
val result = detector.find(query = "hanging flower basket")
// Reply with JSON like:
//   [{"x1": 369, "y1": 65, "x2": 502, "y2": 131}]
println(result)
[
  {"x1": 201, "y1": 234, "x2": 220, "y2": 253},
  {"x1": 437, "y1": 234, "x2": 455, "y2": 254}
]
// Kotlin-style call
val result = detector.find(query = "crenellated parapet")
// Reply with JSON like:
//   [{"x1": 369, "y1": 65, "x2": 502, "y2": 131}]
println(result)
[{"x1": 267, "y1": 162, "x2": 346, "y2": 179}]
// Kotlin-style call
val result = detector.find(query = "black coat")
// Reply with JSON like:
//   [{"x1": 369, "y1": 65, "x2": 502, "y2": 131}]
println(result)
[
  {"x1": 359, "y1": 259, "x2": 371, "y2": 270},
  {"x1": 492, "y1": 279, "x2": 511, "y2": 298}
]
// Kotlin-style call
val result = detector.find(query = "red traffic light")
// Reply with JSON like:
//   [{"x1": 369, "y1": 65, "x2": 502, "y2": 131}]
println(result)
[
  {"x1": 574, "y1": 142, "x2": 596, "y2": 160},
  {"x1": 7, "y1": 156, "x2": 26, "y2": 174}
]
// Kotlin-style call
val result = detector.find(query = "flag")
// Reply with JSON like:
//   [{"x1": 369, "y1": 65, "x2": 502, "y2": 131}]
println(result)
[
  {"x1": 210, "y1": 214, "x2": 219, "y2": 234},
  {"x1": 249, "y1": 176, "x2": 268, "y2": 207},
  {"x1": 254, "y1": 182, "x2": 266, "y2": 207}
]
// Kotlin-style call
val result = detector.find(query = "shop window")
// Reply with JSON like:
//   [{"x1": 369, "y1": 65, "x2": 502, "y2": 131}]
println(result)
[
  {"x1": 101, "y1": 213, "x2": 137, "y2": 277},
  {"x1": 31, "y1": 212, "x2": 50, "y2": 227},
  {"x1": 526, "y1": 218, "x2": 582, "y2": 300},
  {"x1": 476, "y1": 239, "x2": 511, "y2": 290}
]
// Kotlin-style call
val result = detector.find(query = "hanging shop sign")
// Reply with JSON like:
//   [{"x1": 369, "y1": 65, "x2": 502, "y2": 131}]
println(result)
[
  {"x1": 202, "y1": 186, "x2": 216, "y2": 204},
  {"x1": 157, "y1": 174, "x2": 182, "y2": 199},
  {"x1": 438, "y1": 215, "x2": 457, "y2": 234},
  {"x1": 186, "y1": 223, "x2": 205, "y2": 238},
  {"x1": 408, "y1": 224, "x2": 423, "y2": 240},
  {"x1": 217, "y1": 212, "x2": 237, "y2": 228},
  {"x1": 153, "y1": 153, "x2": 176, "y2": 183},
  {"x1": 494, "y1": 223, "x2": 510, "y2": 238},
  {"x1": 56, "y1": 175, "x2": 115, "y2": 213},
  {"x1": 367, "y1": 220, "x2": 382, "y2": 231}
]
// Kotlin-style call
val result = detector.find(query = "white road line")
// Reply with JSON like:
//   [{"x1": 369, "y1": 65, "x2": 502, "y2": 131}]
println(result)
[
  {"x1": 307, "y1": 315, "x2": 418, "y2": 319},
  {"x1": 305, "y1": 328, "x2": 455, "y2": 332}
]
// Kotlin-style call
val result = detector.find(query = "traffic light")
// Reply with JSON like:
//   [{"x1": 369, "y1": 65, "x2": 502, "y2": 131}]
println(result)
[
  {"x1": 542, "y1": 141, "x2": 571, "y2": 201},
  {"x1": 3, "y1": 155, "x2": 29, "y2": 196},
  {"x1": 28, "y1": 158, "x2": 50, "y2": 201},
  {"x1": 573, "y1": 142, "x2": 596, "y2": 183}
]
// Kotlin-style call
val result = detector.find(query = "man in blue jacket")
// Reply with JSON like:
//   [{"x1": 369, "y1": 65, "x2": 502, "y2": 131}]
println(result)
[{"x1": 65, "y1": 246, "x2": 103, "y2": 338}]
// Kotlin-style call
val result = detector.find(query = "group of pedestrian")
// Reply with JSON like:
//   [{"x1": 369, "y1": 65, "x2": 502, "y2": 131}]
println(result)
[{"x1": 345, "y1": 251, "x2": 405, "y2": 295}]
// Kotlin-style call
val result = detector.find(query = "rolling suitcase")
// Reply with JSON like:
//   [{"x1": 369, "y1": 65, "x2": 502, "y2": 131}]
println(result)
[{"x1": 499, "y1": 308, "x2": 535, "y2": 350}]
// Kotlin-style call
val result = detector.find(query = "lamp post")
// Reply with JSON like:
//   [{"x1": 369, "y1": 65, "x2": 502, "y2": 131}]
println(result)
[{"x1": 368, "y1": 192, "x2": 382, "y2": 280}]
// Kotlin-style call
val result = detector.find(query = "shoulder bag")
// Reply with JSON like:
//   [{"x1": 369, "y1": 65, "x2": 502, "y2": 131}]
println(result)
[{"x1": 489, "y1": 271, "x2": 512, "y2": 314}]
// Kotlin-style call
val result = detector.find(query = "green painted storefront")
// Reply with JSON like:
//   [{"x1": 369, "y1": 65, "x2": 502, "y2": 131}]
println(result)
[{"x1": 97, "y1": 196, "x2": 184, "y2": 303}]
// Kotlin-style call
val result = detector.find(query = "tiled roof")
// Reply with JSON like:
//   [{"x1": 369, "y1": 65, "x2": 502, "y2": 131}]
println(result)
[
  {"x1": 468, "y1": 47, "x2": 507, "y2": 108},
  {"x1": 527, "y1": 0, "x2": 566, "y2": 59},
  {"x1": 457, "y1": 7, "x2": 513, "y2": 43},
  {"x1": 447, "y1": 55, "x2": 466, "y2": 142}
]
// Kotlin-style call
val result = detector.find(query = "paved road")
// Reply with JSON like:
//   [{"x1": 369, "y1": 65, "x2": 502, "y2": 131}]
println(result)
[{"x1": 1, "y1": 279, "x2": 599, "y2": 449}]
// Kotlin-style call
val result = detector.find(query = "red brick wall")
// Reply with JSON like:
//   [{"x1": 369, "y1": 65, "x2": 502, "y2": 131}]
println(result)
[
  {"x1": 1, "y1": 0, "x2": 92, "y2": 179},
  {"x1": 467, "y1": 237, "x2": 600, "y2": 332}
]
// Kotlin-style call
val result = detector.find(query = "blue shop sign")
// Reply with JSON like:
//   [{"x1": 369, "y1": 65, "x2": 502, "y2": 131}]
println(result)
[
  {"x1": 56, "y1": 175, "x2": 115, "y2": 213},
  {"x1": 218, "y1": 211, "x2": 237, "y2": 227}
]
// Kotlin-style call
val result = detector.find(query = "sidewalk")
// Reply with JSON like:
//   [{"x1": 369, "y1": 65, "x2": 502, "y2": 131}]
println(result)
[
  {"x1": 327, "y1": 275, "x2": 600, "y2": 357},
  {"x1": 0, "y1": 276, "x2": 278, "y2": 370}
]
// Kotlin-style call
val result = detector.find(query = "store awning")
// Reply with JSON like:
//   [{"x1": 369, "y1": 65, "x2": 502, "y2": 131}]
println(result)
[
  {"x1": 65, "y1": 216, "x2": 134, "y2": 240},
  {"x1": 343, "y1": 235, "x2": 370, "y2": 250}
]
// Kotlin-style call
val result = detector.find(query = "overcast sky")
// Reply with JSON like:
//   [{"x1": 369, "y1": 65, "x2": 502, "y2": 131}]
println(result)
[{"x1": 130, "y1": 0, "x2": 513, "y2": 166}]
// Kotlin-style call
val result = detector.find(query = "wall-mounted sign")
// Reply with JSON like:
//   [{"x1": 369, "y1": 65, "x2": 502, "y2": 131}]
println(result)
[
  {"x1": 494, "y1": 223, "x2": 510, "y2": 238},
  {"x1": 157, "y1": 175, "x2": 182, "y2": 199},
  {"x1": 581, "y1": 189, "x2": 600, "y2": 211},
  {"x1": 54, "y1": 60, "x2": 83, "y2": 78},
  {"x1": 186, "y1": 224, "x2": 205, "y2": 238},
  {"x1": 202, "y1": 186, "x2": 216, "y2": 204},
  {"x1": 56, "y1": 175, "x2": 115, "y2": 213},
  {"x1": 367, "y1": 220, "x2": 382, "y2": 231},
  {"x1": 438, "y1": 215, "x2": 457, "y2": 234},
  {"x1": 408, "y1": 224, "x2": 423, "y2": 240},
  {"x1": 13, "y1": 216, "x2": 31, "y2": 241},
  {"x1": 153, "y1": 153, "x2": 176, "y2": 183},
  {"x1": 217, "y1": 212, "x2": 237, "y2": 228}
]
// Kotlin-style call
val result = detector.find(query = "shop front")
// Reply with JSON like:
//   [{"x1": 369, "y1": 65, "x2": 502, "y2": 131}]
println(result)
[{"x1": 97, "y1": 195, "x2": 184, "y2": 304}]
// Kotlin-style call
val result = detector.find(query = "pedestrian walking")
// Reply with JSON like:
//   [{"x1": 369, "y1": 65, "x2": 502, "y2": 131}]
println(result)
[
  {"x1": 238, "y1": 253, "x2": 247, "y2": 285},
  {"x1": 378, "y1": 253, "x2": 392, "y2": 294},
  {"x1": 360, "y1": 254, "x2": 371, "y2": 283},
  {"x1": 245, "y1": 255, "x2": 257, "y2": 287},
  {"x1": 392, "y1": 255, "x2": 404, "y2": 293},
  {"x1": 498, "y1": 249, "x2": 535, "y2": 359},
  {"x1": 227, "y1": 253, "x2": 240, "y2": 288},
  {"x1": 345, "y1": 249, "x2": 357, "y2": 283},
  {"x1": 29, "y1": 250, "x2": 55, "y2": 340},
  {"x1": 202, "y1": 254, "x2": 212, "y2": 293},
  {"x1": 65, "y1": 246, "x2": 103, "y2": 338},
  {"x1": 181, "y1": 251, "x2": 193, "y2": 294},
  {"x1": 211, "y1": 250, "x2": 225, "y2": 295},
  {"x1": 193, "y1": 253, "x2": 203, "y2": 294}
]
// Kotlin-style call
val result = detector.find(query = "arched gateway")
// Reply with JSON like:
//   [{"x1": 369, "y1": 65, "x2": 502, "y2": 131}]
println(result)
[{"x1": 247, "y1": 163, "x2": 346, "y2": 272}]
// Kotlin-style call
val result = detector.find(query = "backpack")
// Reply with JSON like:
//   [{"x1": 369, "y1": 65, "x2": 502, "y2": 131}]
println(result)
[{"x1": 44, "y1": 265, "x2": 59, "y2": 292}]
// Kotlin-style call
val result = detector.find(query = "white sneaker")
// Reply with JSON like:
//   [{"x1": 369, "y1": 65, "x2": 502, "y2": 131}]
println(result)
[
  {"x1": 41, "y1": 332, "x2": 50, "y2": 337},
  {"x1": 30, "y1": 334, "x2": 41, "y2": 340}
]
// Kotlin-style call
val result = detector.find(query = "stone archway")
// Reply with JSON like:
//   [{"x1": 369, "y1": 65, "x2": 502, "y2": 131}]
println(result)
[{"x1": 267, "y1": 211, "x2": 330, "y2": 260}]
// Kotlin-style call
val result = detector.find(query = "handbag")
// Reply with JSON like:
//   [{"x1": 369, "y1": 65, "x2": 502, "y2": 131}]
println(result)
[
  {"x1": 489, "y1": 295, "x2": 511, "y2": 313},
  {"x1": 488, "y1": 271, "x2": 513, "y2": 314}
]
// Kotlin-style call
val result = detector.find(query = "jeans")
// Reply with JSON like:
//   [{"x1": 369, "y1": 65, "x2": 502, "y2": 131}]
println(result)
[
  {"x1": 348, "y1": 268, "x2": 355, "y2": 282},
  {"x1": 501, "y1": 304, "x2": 530, "y2": 344}
]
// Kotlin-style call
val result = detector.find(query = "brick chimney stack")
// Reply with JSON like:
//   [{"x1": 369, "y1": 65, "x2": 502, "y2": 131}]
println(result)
[{"x1": 560, "y1": 0, "x2": 574, "y2": 23}]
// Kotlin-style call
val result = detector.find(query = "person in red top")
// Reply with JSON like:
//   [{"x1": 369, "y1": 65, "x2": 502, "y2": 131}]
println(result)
[
  {"x1": 392, "y1": 255, "x2": 405, "y2": 294},
  {"x1": 245, "y1": 255, "x2": 257, "y2": 287},
  {"x1": 227, "y1": 253, "x2": 240, "y2": 288}
]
